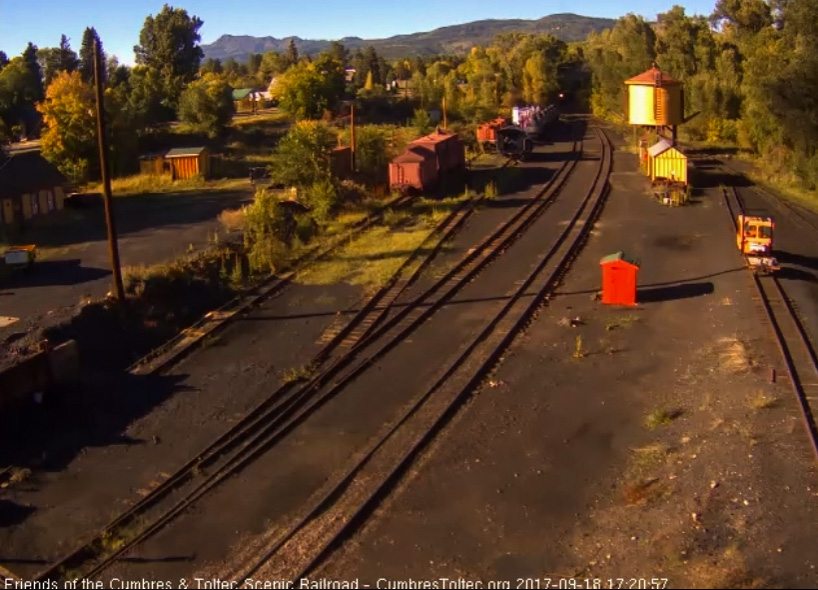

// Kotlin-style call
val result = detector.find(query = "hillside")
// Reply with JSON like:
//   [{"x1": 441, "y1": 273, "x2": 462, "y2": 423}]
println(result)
[{"x1": 201, "y1": 13, "x2": 615, "y2": 62}]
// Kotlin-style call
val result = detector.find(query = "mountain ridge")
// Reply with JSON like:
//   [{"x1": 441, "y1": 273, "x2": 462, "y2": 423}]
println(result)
[{"x1": 201, "y1": 13, "x2": 616, "y2": 62}]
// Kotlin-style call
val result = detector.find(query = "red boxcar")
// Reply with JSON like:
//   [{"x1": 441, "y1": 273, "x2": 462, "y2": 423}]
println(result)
[
  {"x1": 476, "y1": 117, "x2": 509, "y2": 143},
  {"x1": 389, "y1": 146, "x2": 438, "y2": 192},
  {"x1": 408, "y1": 128, "x2": 465, "y2": 173}
]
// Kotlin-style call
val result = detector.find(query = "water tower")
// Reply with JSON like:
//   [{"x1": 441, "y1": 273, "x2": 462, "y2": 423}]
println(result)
[{"x1": 624, "y1": 65, "x2": 684, "y2": 142}]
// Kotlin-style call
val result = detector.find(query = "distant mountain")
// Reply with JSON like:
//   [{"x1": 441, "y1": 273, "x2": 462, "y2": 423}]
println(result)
[{"x1": 201, "y1": 13, "x2": 615, "y2": 62}]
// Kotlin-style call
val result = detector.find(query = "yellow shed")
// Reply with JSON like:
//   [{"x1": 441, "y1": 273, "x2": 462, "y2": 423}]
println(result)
[
  {"x1": 648, "y1": 139, "x2": 688, "y2": 185},
  {"x1": 165, "y1": 147, "x2": 211, "y2": 180},
  {"x1": 624, "y1": 66, "x2": 684, "y2": 128}
]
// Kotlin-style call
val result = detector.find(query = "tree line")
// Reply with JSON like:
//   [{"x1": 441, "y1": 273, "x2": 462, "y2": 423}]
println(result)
[{"x1": 3, "y1": 0, "x2": 816, "y2": 191}]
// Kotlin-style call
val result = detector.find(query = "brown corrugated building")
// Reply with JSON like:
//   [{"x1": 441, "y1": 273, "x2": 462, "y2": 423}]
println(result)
[
  {"x1": 408, "y1": 128, "x2": 466, "y2": 173},
  {"x1": 0, "y1": 150, "x2": 69, "y2": 226}
]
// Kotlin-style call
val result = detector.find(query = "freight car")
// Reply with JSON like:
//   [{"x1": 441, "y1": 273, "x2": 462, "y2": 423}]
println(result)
[
  {"x1": 476, "y1": 117, "x2": 510, "y2": 151},
  {"x1": 389, "y1": 128, "x2": 466, "y2": 193},
  {"x1": 496, "y1": 126, "x2": 533, "y2": 161}
]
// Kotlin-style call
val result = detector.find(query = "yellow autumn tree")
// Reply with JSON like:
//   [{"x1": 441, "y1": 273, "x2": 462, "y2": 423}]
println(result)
[{"x1": 37, "y1": 70, "x2": 97, "y2": 181}]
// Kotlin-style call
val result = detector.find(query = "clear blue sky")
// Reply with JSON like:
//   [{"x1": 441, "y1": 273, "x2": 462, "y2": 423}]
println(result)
[{"x1": 0, "y1": 0, "x2": 717, "y2": 65}]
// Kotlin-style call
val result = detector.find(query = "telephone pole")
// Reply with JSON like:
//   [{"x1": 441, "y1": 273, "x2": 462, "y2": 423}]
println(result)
[
  {"x1": 350, "y1": 103, "x2": 356, "y2": 173},
  {"x1": 93, "y1": 38, "x2": 125, "y2": 302}
]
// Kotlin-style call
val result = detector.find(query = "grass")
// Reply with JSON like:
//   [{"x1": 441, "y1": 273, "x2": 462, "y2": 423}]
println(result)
[
  {"x1": 219, "y1": 208, "x2": 246, "y2": 233},
  {"x1": 295, "y1": 220, "x2": 437, "y2": 288},
  {"x1": 629, "y1": 442, "x2": 673, "y2": 475},
  {"x1": 83, "y1": 174, "x2": 248, "y2": 198},
  {"x1": 605, "y1": 313, "x2": 640, "y2": 331},
  {"x1": 749, "y1": 391, "x2": 779, "y2": 410},
  {"x1": 572, "y1": 335, "x2": 586, "y2": 359},
  {"x1": 283, "y1": 364, "x2": 313, "y2": 383},
  {"x1": 644, "y1": 408, "x2": 681, "y2": 430},
  {"x1": 718, "y1": 337, "x2": 751, "y2": 373},
  {"x1": 7, "y1": 467, "x2": 32, "y2": 485}
]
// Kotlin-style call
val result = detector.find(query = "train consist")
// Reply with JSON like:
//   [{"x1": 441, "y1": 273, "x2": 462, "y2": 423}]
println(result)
[
  {"x1": 513, "y1": 104, "x2": 559, "y2": 138},
  {"x1": 388, "y1": 128, "x2": 466, "y2": 193}
]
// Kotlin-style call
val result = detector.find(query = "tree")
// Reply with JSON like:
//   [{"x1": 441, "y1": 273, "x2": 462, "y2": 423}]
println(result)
[
  {"x1": 37, "y1": 71, "x2": 97, "y2": 180},
  {"x1": 0, "y1": 51, "x2": 8, "y2": 72},
  {"x1": 259, "y1": 51, "x2": 288, "y2": 83},
  {"x1": 201, "y1": 57, "x2": 223, "y2": 75},
  {"x1": 128, "y1": 65, "x2": 173, "y2": 127},
  {"x1": 79, "y1": 27, "x2": 105, "y2": 85},
  {"x1": 22, "y1": 42, "x2": 44, "y2": 102},
  {"x1": 269, "y1": 120, "x2": 336, "y2": 188},
  {"x1": 134, "y1": 4, "x2": 204, "y2": 104},
  {"x1": 40, "y1": 35, "x2": 80, "y2": 87},
  {"x1": 178, "y1": 76, "x2": 234, "y2": 138},
  {"x1": 270, "y1": 59, "x2": 343, "y2": 120},
  {"x1": 327, "y1": 41, "x2": 349, "y2": 67},
  {"x1": 286, "y1": 39, "x2": 299, "y2": 67}
]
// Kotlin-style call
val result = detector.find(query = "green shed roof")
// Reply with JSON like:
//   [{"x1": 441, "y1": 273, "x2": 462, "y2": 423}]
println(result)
[
  {"x1": 232, "y1": 88, "x2": 254, "y2": 100},
  {"x1": 600, "y1": 251, "x2": 640, "y2": 267},
  {"x1": 165, "y1": 147, "x2": 206, "y2": 158}
]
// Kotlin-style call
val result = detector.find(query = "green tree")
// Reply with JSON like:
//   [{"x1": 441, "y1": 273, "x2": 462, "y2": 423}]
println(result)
[
  {"x1": 271, "y1": 58, "x2": 343, "y2": 120},
  {"x1": 134, "y1": 4, "x2": 204, "y2": 105},
  {"x1": 0, "y1": 52, "x2": 8, "y2": 72},
  {"x1": 22, "y1": 42, "x2": 44, "y2": 102},
  {"x1": 286, "y1": 39, "x2": 299, "y2": 67},
  {"x1": 178, "y1": 76, "x2": 234, "y2": 138},
  {"x1": 78, "y1": 27, "x2": 105, "y2": 85},
  {"x1": 39, "y1": 35, "x2": 80, "y2": 87},
  {"x1": 269, "y1": 120, "x2": 336, "y2": 187}
]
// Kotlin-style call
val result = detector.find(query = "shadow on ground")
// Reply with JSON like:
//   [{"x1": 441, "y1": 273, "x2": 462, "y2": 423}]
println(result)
[
  {"x1": 13, "y1": 189, "x2": 253, "y2": 249},
  {"x1": 1, "y1": 260, "x2": 111, "y2": 289},
  {"x1": 775, "y1": 250, "x2": 818, "y2": 272},
  {"x1": 0, "y1": 371, "x2": 194, "y2": 476},
  {"x1": 637, "y1": 281, "x2": 714, "y2": 303}
]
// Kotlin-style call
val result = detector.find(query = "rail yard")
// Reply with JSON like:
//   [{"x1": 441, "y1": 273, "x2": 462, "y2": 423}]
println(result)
[{"x1": 2, "y1": 113, "x2": 818, "y2": 589}]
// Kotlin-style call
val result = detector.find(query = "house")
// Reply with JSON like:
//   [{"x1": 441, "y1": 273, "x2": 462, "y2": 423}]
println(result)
[
  {"x1": 647, "y1": 138, "x2": 688, "y2": 185},
  {"x1": 164, "y1": 147, "x2": 211, "y2": 180},
  {"x1": 0, "y1": 150, "x2": 69, "y2": 226},
  {"x1": 232, "y1": 88, "x2": 256, "y2": 112}
]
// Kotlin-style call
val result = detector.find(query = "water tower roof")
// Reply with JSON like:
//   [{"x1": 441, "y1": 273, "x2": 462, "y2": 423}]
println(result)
[{"x1": 625, "y1": 66, "x2": 682, "y2": 85}]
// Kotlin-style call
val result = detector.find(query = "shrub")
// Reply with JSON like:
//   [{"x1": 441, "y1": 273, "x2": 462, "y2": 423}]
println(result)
[
  {"x1": 412, "y1": 109, "x2": 433, "y2": 136},
  {"x1": 219, "y1": 208, "x2": 246, "y2": 233},
  {"x1": 338, "y1": 180, "x2": 368, "y2": 204},
  {"x1": 305, "y1": 178, "x2": 339, "y2": 221},
  {"x1": 178, "y1": 77, "x2": 235, "y2": 138}
]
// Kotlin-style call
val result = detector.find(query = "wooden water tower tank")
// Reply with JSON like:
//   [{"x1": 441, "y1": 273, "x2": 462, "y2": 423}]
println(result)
[{"x1": 624, "y1": 66, "x2": 684, "y2": 127}]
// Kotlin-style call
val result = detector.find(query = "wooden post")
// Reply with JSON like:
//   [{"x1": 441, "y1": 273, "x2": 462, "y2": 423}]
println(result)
[
  {"x1": 442, "y1": 96, "x2": 448, "y2": 129},
  {"x1": 350, "y1": 103, "x2": 356, "y2": 173},
  {"x1": 93, "y1": 38, "x2": 125, "y2": 303}
]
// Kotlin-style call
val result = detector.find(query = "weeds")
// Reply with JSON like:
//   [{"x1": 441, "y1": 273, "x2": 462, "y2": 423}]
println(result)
[
  {"x1": 219, "y1": 208, "x2": 246, "y2": 233},
  {"x1": 749, "y1": 391, "x2": 779, "y2": 410},
  {"x1": 8, "y1": 467, "x2": 32, "y2": 484},
  {"x1": 572, "y1": 335, "x2": 586, "y2": 359},
  {"x1": 605, "y1": 313, "x2": 640, "y2": 331},
  {"x1": 645, "y1": 408, "x2": 681, "y2": 430},
  {"x1": 484, "y1": 180, "x2": 498, "y2": 200},
  {"x1": 283, "y1": 364, "x2": 313, "y2": 383}
]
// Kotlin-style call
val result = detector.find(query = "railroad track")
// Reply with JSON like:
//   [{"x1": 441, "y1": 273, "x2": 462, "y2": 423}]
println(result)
[
  {"x1": 722, "y1": 186, "x2": 818, "y2": 463},
  {"x1": 211, "y1": 123, "x2": 613, "y2": 583},
  {"x1": 34, "y1": 136, "x2": 579, "y2": 584}
]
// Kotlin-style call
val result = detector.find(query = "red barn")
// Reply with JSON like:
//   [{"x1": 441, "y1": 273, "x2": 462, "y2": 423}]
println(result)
[{"x1": 389, "y1": 146, "x2": 438, "y2": 192}]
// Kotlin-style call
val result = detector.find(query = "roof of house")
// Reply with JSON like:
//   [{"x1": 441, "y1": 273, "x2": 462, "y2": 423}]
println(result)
[
  {"x1": 0, "y1": 151, "x2": 68, "y2": 199},
  {"x1": 232, "y1": 88, "x2": 254, "y2": 100},
  {"x1": 648, "y1": 138, "x2": 685, "y2": 158},
  {"x1": 393, "y1": 146, "x2": 436, "y2": 163},
  {"x1": 165, "y1": 147, "x2": 207, "y2": 158},
  {"x1": 600, "y1": 251, "x2": 640, "y2": 267},
  {"x1": 625, "y1": 66, "x2": 682, "y2": 86}
]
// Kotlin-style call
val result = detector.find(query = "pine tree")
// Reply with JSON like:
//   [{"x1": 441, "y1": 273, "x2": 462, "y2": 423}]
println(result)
[
  {"x1": 22, "y1": 42, "x2": 44, "y2": 102},
  {"x1": 286, "y1": 39, "x2": 299, "y2": 67},
  {"x1": 79, "y1": 27, "x2": 106, "y2": 85}
]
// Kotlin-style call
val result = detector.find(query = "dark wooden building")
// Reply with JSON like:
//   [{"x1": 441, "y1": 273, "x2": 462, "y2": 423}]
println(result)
[{"x1": 0, "y1": 150, "x2": 69, "y2": 226}]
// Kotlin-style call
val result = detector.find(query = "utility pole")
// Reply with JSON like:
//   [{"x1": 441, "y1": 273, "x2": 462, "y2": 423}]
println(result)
[
  {"x1": 442, "y1": 96, "x2": 447, "y2": 130},
  {"x1": 350, "y1": 103, "x2": 356, "y2": 173},
  {"x1": 93, "y1": 38, "x2": 125, "y2": 302}
]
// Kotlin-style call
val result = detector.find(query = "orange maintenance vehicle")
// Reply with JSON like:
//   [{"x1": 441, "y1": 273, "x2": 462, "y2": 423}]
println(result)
[{"x1": 737, "y1": 214, "x2": 780, "y2": 274}]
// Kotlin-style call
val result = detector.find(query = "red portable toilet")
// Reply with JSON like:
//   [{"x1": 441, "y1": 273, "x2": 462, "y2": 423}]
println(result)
[{"x1": 600, "y1": 251, "x2": 640, "y2": 306}]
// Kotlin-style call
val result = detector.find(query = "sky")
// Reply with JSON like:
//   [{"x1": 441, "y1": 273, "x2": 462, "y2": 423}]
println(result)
[{"x1": 0, "y1": 0, "x2": 718, "y2": 66}]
